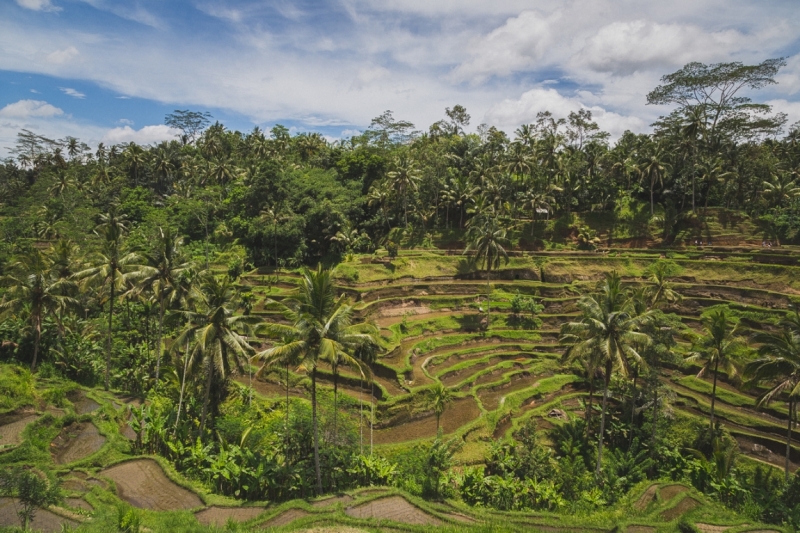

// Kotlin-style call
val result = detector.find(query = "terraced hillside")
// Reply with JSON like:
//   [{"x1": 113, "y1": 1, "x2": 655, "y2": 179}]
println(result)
[{"x1": 243, "y1": 246, "x2": 800, "y2": 474}]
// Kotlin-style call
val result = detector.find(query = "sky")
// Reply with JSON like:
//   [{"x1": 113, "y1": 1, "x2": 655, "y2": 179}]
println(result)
[{"x1": 1, "y1": 0, "x2": 799, "y2": 155}]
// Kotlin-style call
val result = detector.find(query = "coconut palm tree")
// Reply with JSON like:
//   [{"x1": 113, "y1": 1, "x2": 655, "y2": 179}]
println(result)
[
  {"x1": 762, "y1": 172, "x2": 800, "y2": 210},
  {"x1": 746, "y1": 324, "x2": 800, "y2": 479},
  {"x1": 133, "y1": 227, "x2": 192, "y2": 382},
  {"x1": 560, "y1": 272, "x2": 651, "y2": 476},
  {"x1": 0, "y1": 249, "x2": 76, "y2": 370},
  {"x1": 387, "y1": 153, "x2": 421, "y2": 227},
  {"x1": 428, "y1": 382, "x2": 453, "y2": 431},
  {"x1": 686, "y1": 309, "x2": 745, "y2": 431},
  {"x1": 464, "y1": 216, "x2": 509, "y2": 322},
  {"x1": 253, "y1": 265, "x2": 378, "y2": 495},
  {"x1": 646, "y1": 261, "x2": 682, "y2": 309},
  {"x1": 638, "y1": 146, "x2": 670, "y2": 216},
  {"x1": 173, "y1": 275, "x2": 259, "y2": 434},
  {"x1": 76, "y1": 210, "x2": 143, "y2": 390}
]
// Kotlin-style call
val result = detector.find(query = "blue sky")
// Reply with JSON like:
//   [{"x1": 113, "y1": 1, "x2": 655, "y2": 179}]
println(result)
[{"x1": 1, "y1": 0, "x2": 799, "y2": 154}]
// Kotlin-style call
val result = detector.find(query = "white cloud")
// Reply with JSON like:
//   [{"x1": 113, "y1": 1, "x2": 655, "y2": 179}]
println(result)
[
  {"x1": 450, "y1": 10, "x2": 558, "y2": 83},
  {"x1": 775, "y1": 54, "x2": 800, "y2": 96},
  {"x1": 575, "y1": 20, "x2": 742, "y2": 75},
  {"x1": 59, "y1": 87, "x2": 86, "y2": 99},
  {"x1": 101, "y1": 124, "x2": 179, "y2": 145},
  {"x1": 767, "y1": 99, "x2": 800, "y2": 130},
  {"x1": 15, "y1": 0, "x2": 61, "y2": 12},
  {"x1": 117, "y1": 118, "x2": 133, "y2": 125},
  {"x1": 484, "y1": 87, "x2": 645, "y2": 140},
  {"x1": 46, "y1": 46, "x2": 79, "y2": 65},
  {"x1": 0, "y1": 99, "x2": 64, "y2": 119},
  {"x1": 30, "y1": 89, "x2": 40, "y2": 94}
]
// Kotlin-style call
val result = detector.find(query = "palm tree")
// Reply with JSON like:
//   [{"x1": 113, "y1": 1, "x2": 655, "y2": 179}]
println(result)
[
  {"x1": 387, "y1": 153, "x2": 421, "y2": 227},
  {"x1": 259, "y1": 206, "x2": 287, "y2": 269},
  {"x1": 134, "y1": 227, "x2": 192, "y2": 382},
  {"x1": 428, "y1": 382, "x2": 453, "y2": 431},
  {"x1": 746, "y1": 317, "x2": 800, "y2": 479},
  {"x1": 173, "y1": 275, "x2": 259, "y2": 434},
  {"x1": 686, "y1": 309, "x2": 745, "y2": 431},
  {"x1": 253, "y1": 265, "x2": 378, "y2": 495},
  {"x1": 464, "y1": 217, "x2": 509, "y2": 322},
  {"x1": 762, "y1": 172, "x2": 800, "y2": 210},
  {"x1": 695, "y1": 157, "x2": 733, "y2": 212},
  {"x1": 646, "y1": 261, "x2": 682, "y2": 309},
  {"x1": 682, "y1": 106, "x2": 707, "y2": 212},
  {"x1": 0, "y1": 249, "x2": 76, "y2": 370},
  {"x1": 560, "y1": 272, "x2": 651, "y2": 476},
  {"x1": 76, "y1": 210, "x2": 142, "y2": 390},
  {"x1": 639, "y1": 146, "x2": 670, "y2": 216}
]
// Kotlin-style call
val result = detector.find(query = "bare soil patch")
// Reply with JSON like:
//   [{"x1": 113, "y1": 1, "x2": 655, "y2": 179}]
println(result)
[
  {"x1": 374, "y1": 397, "x2": 480, "y2": 444},
  {"x1": 442, "y1": 511, "x2": 476, "y2": 523},
  {"x1": 311, "y1": 495, "x2": 353, "y2": 508},
  {"x1": 51, "y1": 422, "x2": 105, "y2": 464},
  {"x1": 695, "y1": 524, "x2": 733, "y2": 533},
  {"x1": 66, "y1": 390, "x2": 100, "y2": 415},
  {"x1": 0, "y1": 413, "x2": 38, "y2": 448},
  {"x1": 478, "y1": 371, "x2": 538, "y2": 411},
  {"x1": 195, "y1": 506, "x2": 265, "y2": 526},
  {"x1": 0, "y1": 498, "x2": 79, "y2": 532},
  {"x1": 626, "y1": 527, "x2": 656, "y2": 533},
  {"x1": 346, "y1": 496, "x2": 442, "y2": 526},
  {"x1": 659, "y1": 484, "x2": 688, "y2": 501},
  {"x1": 634, "y1": 484, "x2": 659, "y2": 511},
  {"x1": 261, "y1": 508, "x2": 309, "y2": 528},
  {"x1": 660, "y1": 497, "x2": 700, "y2": 521},
  {"x1": 64, "y1": 498, "x2": 92, "y2": 512},
  {"x1": 101, "y1": 459, "x2": 202, "y2": 510}
]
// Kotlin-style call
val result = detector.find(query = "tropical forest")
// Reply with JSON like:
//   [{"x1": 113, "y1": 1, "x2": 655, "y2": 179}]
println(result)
[{"x1": 2, "y1": 59, "x2": 800, "y2": 533}]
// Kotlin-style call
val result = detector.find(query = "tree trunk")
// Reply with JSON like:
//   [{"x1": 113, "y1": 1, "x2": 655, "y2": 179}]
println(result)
[
  {"x1": 710, "y1": 360, "x2": 719, "y2": 431},
  {"x1": 105, "y1": 280, "x2": 115, "y2": 391},
  {"x1": 786, "y1": 398, "x2": 794, "y2": 480},
  {"x1": 333, "y1": 364, "x2": 338, "y2": 444},
  {"x1": 596, "y1": 362, "x2": 611, "y2": 477},
  {"x1": 286, "y1": 361, "x2": 290, "y2": 469},
  {"x1": 692, "y1": 174, "x2": 697, "y2": 213},
  {"x1": 155, "y1": 297, "x2": 165, "y2": 382},
  {"x1": 31, "y1": 314, "x2": 41, "y2": 371},
  {"x1": 311, "y1": 367, "x2": 323, "y2": 495},
  {"x1": 370, "y1": 381, "x2": 374, "y2": 456},
  {"x1": 174, "y1": 341, "x2": 190, "y2": 435},
  {"x1": 629, "y1": 368, "x2": 638, "y2": 448},
  {"x1": 359, "y1": 377, "x2": 363, "y2": 455},
  {"x1": 586, "y1": 378, "x2": 594, "y2": 437},
  {"x1": 199, "y1": 363, "x2": 213, "y2": 435},
  {"x1": 650, "y1": 179, "x2": 655, "y2": 216}
]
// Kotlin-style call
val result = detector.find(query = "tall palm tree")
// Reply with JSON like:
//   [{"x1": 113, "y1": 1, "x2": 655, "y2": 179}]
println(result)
[
  {"x1": 76, "y1": 210, "x2": 142, "y2": 390},
  {"x1": 0, "y1": 249, "x2": 76, "y2": 370},
  {"x1": 464, "y1": 217, "x2": 509, "y2": 322},
  {"x1": 746, "y1": 327, "x2": 800, "y2": 479},
  {"x1": 646, "y1": 261, "x2": 682, "y2": 309},
  {"x1": 173, "y1": 275, "x2": 259, "y2": 434},
  {"x1": 428, "y1": 382, "x2": 453, "y2": 431},
  {"x1": 686, "y1": 309, "x2": 745, "y2": 431},
  {"x1": 253, "y1": 265, "x2": 378, "y2": 495},
  {"x1": 639, "y1": 146, "x2": 670, "y2": 216},
  {"x1": 762, "y1": 172, "x2": 800, "y2": 210},
  {"x1": 134, "y1": 227, "x2": 192, "y2": 382},
  {"x1": 387, "y1": 154, "x2": 421, "y2": 227},
  {"x1": 560, "y1": 272, "x2": 651, "y2": 476}
]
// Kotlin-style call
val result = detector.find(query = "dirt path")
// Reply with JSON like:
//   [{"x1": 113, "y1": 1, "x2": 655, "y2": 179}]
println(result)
[
  {"x1": 195, "y1": 506, "x2": 265, "y2": 526},
  {"x1": 345, "y1": 496, "x2": 442, "y2": 526},
  {"x1": 0, "y1": 498, "x2": 79, "y2": 532},
  {"x1": 100, "y1": 459, "x2": 202, "y2": 510},
  {"x1": 478, "y1": 371, "x2": 540, "y2": 411},
  {"x1": 261, "y1": 508, "x2": 309, "y2": 528},
  {"x1": 51, "y1": 422, "x2": 106, "y2": 465},
  {"x1": 0, "y1": 413, "x2": 39, "y2": 448},
  {"x1": 374, "y1": 397, "x2": 481, "y2": 444}
]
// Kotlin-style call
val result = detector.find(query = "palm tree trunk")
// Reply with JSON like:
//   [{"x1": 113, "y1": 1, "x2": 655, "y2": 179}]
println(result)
[
  {"x1": 106, "y1": 280, "x2": 115, "y2": 390},
  {"x1": 370, "y1": 381, "x2": 374, "y2": 456},
  {"x1": 285, "y1": 361, "x2": 290, "y2": 469},
  {"x1": 174, "y1": 341, "x2": 190, "y2": 435},
  {"x1": 586, "y1": 378, "x2": 594, "y2": 437},
  {"x1": 650, "y1": 178, "x2": 655, "y2": 216},
  {"x1": 200, "y1": 363, "x2": 213, "y2": 434},
  {"x1": 333, "y1": 365, "x2": 338, "y2": 444},
  {"x1": 786, "y1": 398, "x2": 794, "y2": 480},
  {"x1": 710, "y1": 360, "x2": 719, "y2": 431},
  {"x1": 155, "y1": 298, "x2": 165, "y2": 382},
  {"x1": 629, "y1": 368, "x2": 638, "y2": 448},
  {"x1": 359, "y1": 377, "x2": 363, "y2": 455},
  {"x1": 596, "y1": 363, "x2": 611, "y2": 477},
  {"x1": 311, "y1": 367, "x2": 323, "y2": 495},
  {"x1": 31, "y1": 314, "x2": 42, "y2": 371}
]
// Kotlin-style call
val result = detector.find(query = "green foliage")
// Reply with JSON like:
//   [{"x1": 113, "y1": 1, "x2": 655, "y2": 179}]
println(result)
[{"x1": 0, "y1": 467, "x2": 60, "y2": 530}]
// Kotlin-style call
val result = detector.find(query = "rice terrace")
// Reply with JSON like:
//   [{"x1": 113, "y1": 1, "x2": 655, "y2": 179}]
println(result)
[{"x1": 2, "y1": 2, "x2": 800, "y2": 530}]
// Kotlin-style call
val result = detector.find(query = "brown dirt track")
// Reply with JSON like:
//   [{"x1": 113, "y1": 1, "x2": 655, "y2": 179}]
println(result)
[
  {"x1": 0, "y1": 498, "x2": 79, "y2": 532},
  {"x1": 345, "y1": 496, "x2": 442, "y2": 526},
  {"x1": 633, "y1": 484, "x2": 658, "y2": 511},
  {"x1": 100, "y1": 459, "x2": 203, "y2": 510},
  {"x1": 260, "y1": 508, "x2": 310, "y2": 528},
  {"x1": 194, "y1": 506, "x2": 265, "y2": 526},
  {"x1": 660, "y1": 497, "x2": 700, "y2": 521},
  {"x1": 659, "y1": 484, "x2": 688, "y2": 501},
  {"x1": 310, "y1": 494, "x2": 353, "y2": 507},
  {"x1": 51, "y1": 422, "x2": 106, "y2": 464},
  {"x1": 67, "y1": 390, "x2": 100, "y2": 415}
]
